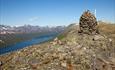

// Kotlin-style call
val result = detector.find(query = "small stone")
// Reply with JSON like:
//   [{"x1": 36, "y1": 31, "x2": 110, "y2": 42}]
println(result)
[
  {"x1": 76, "y1": 45, "x2": 82, "y2": 49},
  {"x1": 83, "y1": 47, "x2": 86, "y2": 50},
  {"x1": 48, "y1": 66, "x2": 51, "y2": 69},
  {"x1": 0, "y1": 61, "x2": 3, "y2": 66},
  {"x1": 42, "y1": 59, "x2": 50, "y2": 64},
  {"x1": 29, "y1": 59, "x2": 40, "y2": 69},
  {"x1": 93, "y1": 35, "x2": 105, "y2": 41},
  {"x1": 61, "y1": 62, "x2": 67, "y2": 67},
  {"x1": 109, "y1": 38, "x2": 112, "y2": 42}
]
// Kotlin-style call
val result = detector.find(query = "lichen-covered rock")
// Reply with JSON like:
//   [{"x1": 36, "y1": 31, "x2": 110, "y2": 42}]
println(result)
[{"x1": 79, "y1": 10, "x2": 99, "y2": 34}]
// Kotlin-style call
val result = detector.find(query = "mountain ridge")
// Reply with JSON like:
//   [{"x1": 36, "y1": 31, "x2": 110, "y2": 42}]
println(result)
[
  {"x1": 0, "y1": 21, "x2": 115, "y2": 70},
  {"x1": 0, "y1": 25, "x2": 66, "y2": 34}
]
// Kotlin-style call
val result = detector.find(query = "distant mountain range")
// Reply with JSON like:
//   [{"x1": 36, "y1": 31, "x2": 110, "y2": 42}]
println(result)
[{"x1": 0, "y1": 25, "x2": 66, "y2": 34}]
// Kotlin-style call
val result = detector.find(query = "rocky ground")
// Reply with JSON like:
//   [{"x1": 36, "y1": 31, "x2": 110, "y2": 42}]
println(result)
[{"x1": 0, "y1": 22, "x2": 115, "y2": 70}]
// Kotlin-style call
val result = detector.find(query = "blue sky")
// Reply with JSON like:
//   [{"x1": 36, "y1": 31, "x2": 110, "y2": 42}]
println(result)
[{"x1": 0, "y1": 0, "x2": 115, "y2": 26}]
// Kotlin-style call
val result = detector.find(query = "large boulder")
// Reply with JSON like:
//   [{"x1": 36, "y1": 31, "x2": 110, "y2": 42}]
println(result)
[{"x1": 79, "y1": 10, "x2": 99, "y2": 34}]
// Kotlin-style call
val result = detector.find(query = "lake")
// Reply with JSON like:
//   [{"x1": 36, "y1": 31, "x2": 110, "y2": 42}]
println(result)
[{"x1": 0, "y1": 33, "x2": 57, "y2": 55}]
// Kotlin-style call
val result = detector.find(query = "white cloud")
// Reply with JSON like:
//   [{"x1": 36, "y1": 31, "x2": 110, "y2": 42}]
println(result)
[{"x1": 29, "y1": 17, "x2": 39, "y2": 22}]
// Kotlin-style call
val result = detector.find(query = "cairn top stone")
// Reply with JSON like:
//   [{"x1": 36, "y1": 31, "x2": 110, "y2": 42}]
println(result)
[{"x1": 79, "y1": 10, "x2": 98, "y2": 34}]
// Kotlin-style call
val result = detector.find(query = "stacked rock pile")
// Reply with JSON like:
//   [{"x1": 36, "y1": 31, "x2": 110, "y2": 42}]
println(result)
[{"x1": 79, "y1": 10, "x2": 99, "y2": 34}]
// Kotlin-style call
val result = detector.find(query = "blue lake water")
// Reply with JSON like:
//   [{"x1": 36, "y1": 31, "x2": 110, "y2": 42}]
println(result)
[{"x1": 0, "y1": 33, "x2": 57, "y2": 55}]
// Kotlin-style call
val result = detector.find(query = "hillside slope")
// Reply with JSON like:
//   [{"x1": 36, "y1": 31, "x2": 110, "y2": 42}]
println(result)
[{"x1": 0, "y1": 22, "x2": 115, "y2": 70}]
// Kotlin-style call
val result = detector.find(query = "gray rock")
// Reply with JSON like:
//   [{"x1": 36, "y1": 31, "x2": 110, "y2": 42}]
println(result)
[{"x1": 93, "y1": 35, "x2": 105, "y2": 41}]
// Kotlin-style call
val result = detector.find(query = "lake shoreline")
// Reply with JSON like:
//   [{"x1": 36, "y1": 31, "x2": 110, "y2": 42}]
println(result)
[{"x1": 0, "y1": 33, "x2": 57, "y2": 55}]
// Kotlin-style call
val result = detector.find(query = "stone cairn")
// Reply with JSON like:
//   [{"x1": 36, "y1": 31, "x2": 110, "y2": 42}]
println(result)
[{"x1": 78, "y1": 10, "x2": 99, "y2": 34}]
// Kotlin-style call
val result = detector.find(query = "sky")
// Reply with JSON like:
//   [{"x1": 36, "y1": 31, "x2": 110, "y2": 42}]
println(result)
[{"x1": 0, "y1": 0, "x2": 115, "y2": 26}]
